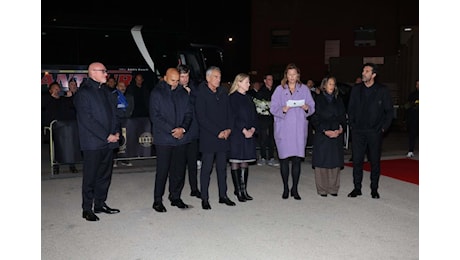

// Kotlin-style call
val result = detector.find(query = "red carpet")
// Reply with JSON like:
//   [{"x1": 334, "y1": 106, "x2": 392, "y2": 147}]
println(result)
[{"x1": 344, "y1": 158, "x2": 419, "y2": 185}]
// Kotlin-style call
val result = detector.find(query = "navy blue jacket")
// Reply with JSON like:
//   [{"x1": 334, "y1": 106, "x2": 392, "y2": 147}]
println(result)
[
  {"x1": 149, "y1": 80, "x2": 193, "y2": 146},
  {"x1": 73, "y1": 78, "x2": 120, "y2": 151},
  {"x1": 195, "y1": 82, "x2": 233, "y2": 153}
]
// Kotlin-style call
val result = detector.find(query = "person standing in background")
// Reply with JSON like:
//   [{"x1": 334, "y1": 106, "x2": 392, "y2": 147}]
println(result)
[
  {"x1": 253, "y1": 73, "x2": 279, "y2": 167},
  {"x1": 228, "y1": 73, "x2": 258, "y2": 202},
  {"x1": 195, "y1": 66, "x2": 235, "y2": 210},
  {"x1": 74, "y1": 62, "x2": 121, "y2": 221},
  {"x1": 347, "y1": 63, "x2": 393, "y2": 199},
  {"x1": 177, "y1": 64, "x2": 201, "y2": 199},
  {"x1": 310, "y1": 76, "x2": 347, "y2": 197},
  {"x1": 128, "y1": 73, "x2": 151, "y2": 118},
  {"x1": 112, "y1": 81, "x2": 135, "y2": 167},
  {"x1": 270, "y1": 63, "x2": 315, "y2": 200},
  {"x1": 405, "y1": 80, "x2": 419, "y2": 158}
]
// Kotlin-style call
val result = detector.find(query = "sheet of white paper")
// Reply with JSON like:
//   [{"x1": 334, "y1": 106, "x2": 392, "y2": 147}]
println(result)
[{"x1": 286, "y1": 99, "x2": 305, "y2": 107}]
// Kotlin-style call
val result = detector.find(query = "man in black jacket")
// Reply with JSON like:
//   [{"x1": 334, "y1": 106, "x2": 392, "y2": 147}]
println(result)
[
  {"x1": 149, "y1": 68, "x2": 193, "y2": 212},
  {"x1": 74, "y1": 62, "x2": 121, "y2": 221},
  {"x1": 347, "y1": 63, "x2": 393, "y2": 199}
]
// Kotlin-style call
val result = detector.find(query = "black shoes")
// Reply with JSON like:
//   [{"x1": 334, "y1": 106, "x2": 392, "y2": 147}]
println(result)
[
  {"x1": 219, "y1": 197, "x2": 236, "y2": 206},
  {"x1": 202, "y1": 200, "x2": 211, "y2": 210},
  {"x1": 371, "y1": 191, "x2": 380, "y2": 199},
  {"x1": 190, "y1": 190, "x2": 201, "y2": 198},
  {"x1": 152, "y1": 202, "x2": 167, "y2": 212},
  {"x1": 82, "y1": 210, "x2": 99, "y2": 221},
  {"x1": 171, "y1": 199, "x2": 189, "y2": 209},
  {"x1": 282, "y1": 189, "x2": 289, "y2": 199},
  {"x1": 291, "y1": 190, "x2": 301, "y2": 200},
  {"x1": 320, "y1": 194, "x2": 327, "y2": 197},
  {"x1": 330, "y1": 193, "x2": 338, "y2": 197},
  {"x1": 348, "y1": 189, "x2": 362, "y2": 197},
  {"x1": 94, "y1": 205, "x2": 120, "y2": 214}
]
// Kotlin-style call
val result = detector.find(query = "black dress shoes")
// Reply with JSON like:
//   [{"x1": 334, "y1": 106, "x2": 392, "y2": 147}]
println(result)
[
  {"x1": 219, "y1": 196, "x2": 236, "y2": 206},
  {"x1": 190, "y1": 190, "x2": 201, "y2": 198},
  {"x1": 371, "y1": 191, "x2": 380, "y2": 199},
  {"x1": 330, "y1": 193, "x2": 338, "y2": 197},
  {"x1": 82, "y1": 210, "x2": 100, "y2": 221},
  {"x1": 171, "y1": 199, "x2": 189, "y2": 209},
  {"x1": 94, "y1": 205, "x2": 120, "y2": 214},
  {"x1": 202, "y1": 200, "x2": 211, "y2": 210},
  {"x1": 348, "y1": 189, "x2": 362, "y2": 197},
  {"x1": 152, "y1": 202, "x2": 167, "y2": 212},
  {"x1": 320, "y1": 194, "x2": 327, "y2": 197}
]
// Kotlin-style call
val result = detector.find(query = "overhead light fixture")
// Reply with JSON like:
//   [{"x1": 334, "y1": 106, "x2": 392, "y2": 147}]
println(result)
[{"x1": 404, "y1": 27, "x2": 412, "y2": 32}]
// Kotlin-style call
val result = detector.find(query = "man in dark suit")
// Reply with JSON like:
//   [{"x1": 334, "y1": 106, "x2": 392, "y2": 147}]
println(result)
[
  {"x1": 74, "y1": 62, "x2": 121, "y2": 221},
  {"x1": 195, "y1": 66, "x2": 235, "y2": 210},
  {"x1": 347, "y1": 63, "x2": 393, "y2": 199},
  {"x1": 149, "y1": 68, "x2": 193, "y2": 213}
]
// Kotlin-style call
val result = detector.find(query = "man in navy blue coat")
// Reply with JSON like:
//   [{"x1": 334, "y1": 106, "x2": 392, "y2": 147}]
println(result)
[
  {"x1": 195, "y1": 66, "x2": 236, "y2": 210},
  {"x1": 74, "y1": 62, "x2": 121, "y2": 221},
  {"x1": 149, "y1": 68, "x2": 193, "y2": 212}
]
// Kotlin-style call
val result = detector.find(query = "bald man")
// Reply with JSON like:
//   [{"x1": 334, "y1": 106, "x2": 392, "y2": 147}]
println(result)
[
  {"x1": 149, "y1": 68, "x2": 194, "y2": 212},
  {"x1": 74, "y1": 62, "x2": 120, "y2": 221}
]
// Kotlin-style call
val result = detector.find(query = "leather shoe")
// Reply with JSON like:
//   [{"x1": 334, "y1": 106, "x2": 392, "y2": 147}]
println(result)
[
  {"x1": 348, "y1": 189, "x2": 362, "y2": 198},
  {"x1": 330, "y1": 193, "x2": 338, "y2": 197},
  {"x1": 371, "y1": 191, "x2": 380, "y2": 199},
  {"x1": 190, "y1": 190, "x2": 201, "y2": 198},
  {"x1": 219, "y1": 196, "x2": 236, "y2": 206},
  {"x1": 152, "y1": 202, "x2": 167, "y2": 212},
  {"x1": 82, "y1": 210, "x2": 99, "y2": 221},
  {"x1": 202, "y1": 200, "x2": 211, "y2": 210},
  {"x1": 291, "y1": 190, "x2": 301, "y2": 200},
  {"x1": 171, "y1": 199, "x2": 189, "y2": 209},
  {"x1": 94, "y1": 205, "x2": 120, "y2": 214},
  {"x1": 320, "y1": 194, "x2": 327, "y2": 197}
]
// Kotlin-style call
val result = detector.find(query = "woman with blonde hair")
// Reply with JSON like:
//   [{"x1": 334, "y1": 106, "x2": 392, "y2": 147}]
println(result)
[{"x1": 228, "y1": 73, "x2": 258, "y2": 202}]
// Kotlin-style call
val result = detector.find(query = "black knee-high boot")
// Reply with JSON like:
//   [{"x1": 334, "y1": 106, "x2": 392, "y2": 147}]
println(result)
[
  {"x1": 241, "y1": 168, "x2": 253, "y2": 200},
  {"x1": 231, "y1": 169, "x2": 246, "y2": 202},
  {"x1": 280, "y1": 158, "x2": 289, "y2": 199},
  {"x1": 290, "y1": 157, "x2": 301, "y2": 200}
]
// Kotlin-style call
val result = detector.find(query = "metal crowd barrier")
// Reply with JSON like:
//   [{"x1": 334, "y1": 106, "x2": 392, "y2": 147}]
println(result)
[{"x1": 44, "y1": 118, "x2": 156, "y2": 176}]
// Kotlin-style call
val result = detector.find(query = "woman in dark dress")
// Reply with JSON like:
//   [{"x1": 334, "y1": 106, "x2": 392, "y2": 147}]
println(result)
[
  {"x1": 310, "y1": 76, "x2": 347, "y2": 197},
  {"x1": 228, "y1": 73, "x2": 258, "y2": 202}
]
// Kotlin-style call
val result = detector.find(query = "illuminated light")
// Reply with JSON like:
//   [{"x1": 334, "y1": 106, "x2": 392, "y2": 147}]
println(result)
[
  {"x1": 404, "y1": 27, "x2": 412, "y2": 32},
  {"x1": 228, "y1": 37, "x2": 233, "y2": 42}
]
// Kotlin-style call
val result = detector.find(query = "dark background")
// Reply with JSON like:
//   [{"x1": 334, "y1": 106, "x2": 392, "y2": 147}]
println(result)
[{"x1": 42, "y1": 1, "x2": 252, "y2": 75}]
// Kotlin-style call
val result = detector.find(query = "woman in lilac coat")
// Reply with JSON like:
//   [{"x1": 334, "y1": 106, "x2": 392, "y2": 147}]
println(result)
[{"x1": 270, "y1": 63, "x2": 315, "y2": 200}]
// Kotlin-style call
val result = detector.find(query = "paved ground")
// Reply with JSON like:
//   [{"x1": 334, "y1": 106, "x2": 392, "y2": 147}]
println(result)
[{"x1": 41, "y1": 129, "x2": 419, "y2": 259}]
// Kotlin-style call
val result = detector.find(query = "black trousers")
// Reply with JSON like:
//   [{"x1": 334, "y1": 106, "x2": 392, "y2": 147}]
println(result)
[
  {"x1": 183, "y1": 139, "x2": 199, "y2": 191},
  {"x1": 351, "y1": 130, "x2": 383, "y2": 191},
  {"x1": 81, "y1": 148, "x2": 114, "y2": 211},
  {"x1": 258, "y1": 118, "x2": 275, "y2": 159},
  {"x1": 154, "y1": 144, "x2": 187, "y2": 202},
  {"x1": 200, "y1": 151, "x2": 228, "y2": 200}
]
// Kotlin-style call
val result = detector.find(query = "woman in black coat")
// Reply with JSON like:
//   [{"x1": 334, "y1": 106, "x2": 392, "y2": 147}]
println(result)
[
  {"x1": 310, "y1": 76, "x2": 347, "y2": 197},
  {"x1": 228, "y1": 73, "x2": 258, "y2": 202}
]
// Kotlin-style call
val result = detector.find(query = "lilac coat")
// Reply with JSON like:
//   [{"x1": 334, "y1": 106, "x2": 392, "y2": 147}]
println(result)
[{"x1": 270, "y1": 83, "x2": 315, "y2": 159}]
